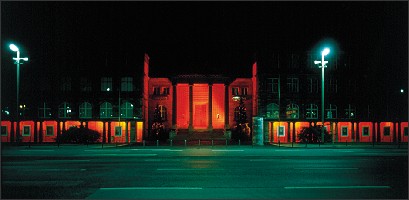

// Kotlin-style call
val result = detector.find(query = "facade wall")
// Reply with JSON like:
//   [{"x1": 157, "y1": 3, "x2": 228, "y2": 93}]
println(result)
[
  {"x1": 148, "y1": 78, "x2": 173, "y2": 130},
  {"x1": 359, "y1": 122, "x2": 373, "y2": 142},
  {"x1": 229, "y1": 78, "x2": 253, "y2": 129},
  {"x1": 337, "y1": 122, "x2": 352, "y2": 142},
  {"x1": 1, "y1": 121, "x2": 12, "y2": 142},
  {"x1": 401, "y1": 122, "x2": 408, "y2": 142},
  {"x1": 380, "y1": 122, "x2": 394, "y2": 143}
]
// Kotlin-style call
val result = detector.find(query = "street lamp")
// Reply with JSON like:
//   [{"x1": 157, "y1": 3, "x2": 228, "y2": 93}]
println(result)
[
  {"x1": 9, "y1": 44, "x2": 28, "y2": 143},
  {"x1": 314, "y1": 48, "x2": 330, "y2": 144}
]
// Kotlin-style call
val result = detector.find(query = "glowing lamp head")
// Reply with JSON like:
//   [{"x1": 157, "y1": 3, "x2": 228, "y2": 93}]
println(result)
[
  {"x1": 322, "y1": 48, "x2": 330, "y2": 56},
  {"x1": 9, "y1": 44, "x2": 19, "y2": 52},
  {"x1": 401, "y1": 89, "x2": 404, "y2": 93}
]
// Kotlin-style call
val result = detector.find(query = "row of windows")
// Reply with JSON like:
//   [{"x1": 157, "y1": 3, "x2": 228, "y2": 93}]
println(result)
[
  {"x1": 265, "y1": 103, "x2": 356, "y2": 119},
  {"x1": 153, "y1": 87, "x2": 170, "y2": 95},
  {"x1": 38, "y1": 102, "x2": 137, "y2": 119},
  {"x1": 0, "y1": 125, "x2": 126, "y2": 137},
  {"x1": 267, "y1": 126, "x2": 409, "y2": 137},
  {"x1": 266, "y1": 78, "x2": 338, "y2": 94},
  {"x1": 232, "y1": 87, "x2": 248, "y2": 96},
  {"x1": 60, "y1": 77, "x2": 134, "y2": 92}
]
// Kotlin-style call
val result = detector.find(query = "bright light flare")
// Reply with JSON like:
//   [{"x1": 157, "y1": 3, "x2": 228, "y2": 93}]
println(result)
[
  {"x1": 322, "y1": 48, "x2": 330, "y2": 56},
  {"x1": 9, "y1": 44, "x2": 19, "y2": 52}
]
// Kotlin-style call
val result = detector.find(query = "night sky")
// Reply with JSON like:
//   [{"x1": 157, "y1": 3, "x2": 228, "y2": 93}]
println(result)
[{"x1": 1, "y1": 1, "x2": 408, "y2": 112}]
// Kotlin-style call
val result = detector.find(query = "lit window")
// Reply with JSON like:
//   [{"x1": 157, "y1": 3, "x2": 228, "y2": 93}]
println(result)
[
  {"x1": 232, "y1": 87, "x2": 239, "y2": 96},
  {"x1": 101, "y1": 77, "x2": 112, "y2": 92},
  {"x1": 266, "y1": 103, "x2": 279, "y2": 119},
  {"x1": 100, "y1": 102, "x2": 113, "y2": 119},
  {"x1": 46, "y1": 126, "x2": 54, "y2": 136},
  {"x1": 153, "y1": 87, "x2": 161, "y2": 95},
  {"x1": 39, "y1": 102, "x2": 52, "y2": 118},
  {"x1": 79, "y1": 102, "x2": 92, "y2": 119},
  {"x1": 115, "y1": 126, "x2": 122, "y2": 136},
  {"x1": 163, "y1": 87, "x2": 170, "y2": 95},
  {"x1": 341, "y1": 126, "x2": 348, "y2": 136},
  {"x1": 344, "y1": 104, "x2": 356, "y2": 119},
  {"x1": 362, "y1": 127, "x2": 369, "y2": 136},
  {"x1": 121, "y1": 77, "x2": 133, "y2": 92},
  {"x1": 326, "y1": 104, "x2": 337, "y2": 119},
  {"x1": 278, "y1": 126, "x2": 285, "y2": 136},
  {"x1": 1, "y1": 126, "x2": 7, "y2": 136},
  {"x1": 241, "y1": 87, "x2": 248, "y2": 96},
  {"x1": 306, "y1": 104, "x2": 318, "y2": 119},
  {"x1": 121, "y1": 101, "x2": 133, "y2": 118},
  {"x1": 154, "y1": 105, "x2": 167, "y2": 121},
  {"x1": 286, "y1": 103, "x2": 299, "y2": 119},
  {"x1": 58, "y1": 102, "x2": 72, "y2": 118},
  {"x1": 23, "y1": 126, "x2": 30, "y2": 136}
]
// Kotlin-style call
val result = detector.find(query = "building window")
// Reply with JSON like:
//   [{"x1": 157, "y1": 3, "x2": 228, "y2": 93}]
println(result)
[
  {"x1": 328, "y1": 78, "x2": 338, "y2": 93},
  {"x1": 79, "y1": 102, "x2": 92, "y2": 119},
  {"x1": 267, "y1": 78, "x2": 280, "y2": 93},
  {"x1": 163, "y1": 87, "x2": 170, "y2": 95},
  {"x1": 241, "y1": 87, "x2": 248, "y2": 96},
  {"x1": 58, "y1": 102, "x2": 72, "y2": 119},
  {"x1": 287, "y1": 78, "x2": 299, "y2": 93},
  {"x1": 306, "y1": 104, "x2": 318, "y2": 119},
  {"x1": 153, "y1": 87, "x2": 161, "y2": 95},
  {"x1": 362, "y1": 126, "x2": 370, "y2": 137},
  {"x1": 100, "y1": 102, "x2": 113, "y2": 118},
  {"x1": 46, "y1": 126, "x2": 54, "y2": 136},
  {"x1": 278, "y1": 126, "x2": 285, "y2": 136},
  {"x1": 326, "y1": 104, "x2": 337, "y2": 119},
  {"x1": 121, "y1": 77, "x2": 133, "y2": 92},
  {"x1": 232, "y1": 87, "x2": 239, "y2": 96},
  {"x1": 289, "y1": 54, "x2": 300, "y2": 69},
  {"x1": 115, "y1": 126, "x2": 122, "y2": 136},
  {"x1": 101, "y1": 77, "x2": 112, "y2": 92},
  {"x1": 60, "y1": 77, "x2": 71, "y2": 92},
  {"x1": 266, "y1": 103, "x2": 279, "y2": 119},
  {"x1": 383, "y1": 126, "x2": 390, "y2": 136},
  {"x1": 80, "y1": 77, "x2": 92, "y2": 92},
  {"x1": 404, "y1": 127, "x2": 408, "y2": 136},
  {"x1": 23, "y1": 126, "x2": 30, "y2": 136},
  {"x1": 1, "y1": 126, "x2": 7, "y2": 136},
  {"x1": 121, "y1": 101, "x2": 133, "y2": 118},
  {"x1": 344, "y1": 104, "x2": 356, "y2": 119},
  {"x1": 39, "y1": 102, "x2": 52, "y2": 119},
  {"x1": 307, "y1": 78, "x2": 318, "y2": 93},
  {"x1": 341, "y1": 126, "x2": 348, "y2": 137},
  {"x1": 154, "y1": 105, "x2": 167, "y2": 121},
  {"x1": 286, "y1": 103, "x2": 299, "y2": 119}
]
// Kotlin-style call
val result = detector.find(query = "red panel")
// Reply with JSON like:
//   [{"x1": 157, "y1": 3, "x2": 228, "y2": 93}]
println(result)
[
  {"x1": 88, "y1": 121, "x2": 104, "y2": 142},
  {"x1": 295, "y1": 122, "x2": 310, "y2": 143},
  {"x1": 177, "y1": 84, "x2": 189, "y2": 128},
  {"x1": 212, "y1": 84, "x2": 225, "y2": 129},
  {"x1": 20, "y1": 121, "x2": 35, "y2": 142},
  {"x1": 359, "y1": 122, "x2": 373, "y2": 142},
  {"x1": 380, "y1": 122, "x2": 394, "y2": 143},
  {"x1": 273, "y1": 122, "x2": 289, "y2": 143},
  {"x1": 401, "y1": 122, "x2": 408, "y2": 142},
  {"x1": 337, "y1": 122, "x2": 352, "y2": 142},
  {"x1": 193, "y1": 84, "x2": 208, "y2": 129},
  {"x1": 137, "y1": 122, "x2": 143, "y2": 142},
  {"x1": 65, "y1": 121, "x2": 81, "y2": 130},
  {"x1": 43, "y1": 121, "x2": 58, "y2": 143},
  {"x1": 1, "y1": 121, "x2": 12, "y2": 142}
]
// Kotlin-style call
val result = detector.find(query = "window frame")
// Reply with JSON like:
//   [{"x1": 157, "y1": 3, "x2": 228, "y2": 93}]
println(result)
[
  {"x1": 1, "y1": 126, "x2": 7, "y2": 136},
  {"x1": 341, "y1": 126, "x2": 348, "y2": 137},
  {"x1": 232, "y1": 87, "x2": 239, "y2": 96},
  {"x1": 115, "y1": 126, "x2": 122, "y2": 136},
  {"x1": 383, "y1": 126, "x2": 390, "y2": 136},
  {"x1": 121, "y1": 101, "x2": 134, "y2": 118},
  {"x1": 58, "y1": 102, "x2": 72, "y2": 119},
  {"x1": 100, "y1": 102, "x2": 113, "y2": 119},
  {"x1": 278, "y1": 125, "x2": 285, "y2": 137},
  {"x1": 22, "y1": 125, "x2": 31, "y2": 136},
  {"x1": 362, "y1": 126, "x2": 370, "y2": 137},
  {"x1": 286, "y1": 77, "x2": 299, "y2": 93},
  {"x1": 79, "y1": 102, "x2": 92, "y2": 119},
  {"x1": 306, "y1": 104, "x2": 318, "y2": 119},
  {"x1": 101, "y1": 77, "x2": 113, "y2": 92},
  {"x1": 121, "y1": 77, "x2": 133, "y2": 92},
  {"x1": 46, "y1": 126, "x2": 54, "y2": 136}
]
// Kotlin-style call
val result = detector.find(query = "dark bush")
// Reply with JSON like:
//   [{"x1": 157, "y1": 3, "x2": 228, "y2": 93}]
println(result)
[
  {"x1": 297, "y1": 126, "x2": 332, "y2": 143},
  {"x1": 57, "y1": 125, "x2": 100, "y2": 144}
]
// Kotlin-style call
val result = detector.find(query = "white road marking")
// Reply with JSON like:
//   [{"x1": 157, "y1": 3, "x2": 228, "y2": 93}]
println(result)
[
  {"x1": 157, "y1": 168, "x2": 224, "y2": 171},
  {"x1": 131, "y1": 149, "x2": 183, "y2": 151},
  {"x1": 293, "y1": 167, "x2": 358, "y2": 170},
  {"x1": 19, "y1": 150, "x2": 54, "y2": 152},
  {"x1": 284, "y1": 185, "x2": 390, "y2": 189},
  {"x1": 274, "y1": 149, "x2": 305, "y2": 152},
  {"x1": 34, "y1": 159, "x2": 90, "y2": 162},
  {"x1": 101, "y1": 187, "x2": 202, "y2": 190},
  {"x1": 212, "y1": 150, "x2": 244, "y2": 152},
  {"x1": 90, "y1": 154, "x2": 157, "y2": 156}
]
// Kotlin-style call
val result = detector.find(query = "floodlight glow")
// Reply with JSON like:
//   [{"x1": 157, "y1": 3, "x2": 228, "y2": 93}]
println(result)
[
  {"x1": 322, "y1": 48, "x2": 330, "y2": 56},
  {"x1": 9, "y1": 44, "x2": 19, "y2": 52},
  {"x1": 401, "y1": 89, "x2": 404, "y2": 93},
  {"x1": 22, "y1": 58, "x2": 28, "y2": 61}
]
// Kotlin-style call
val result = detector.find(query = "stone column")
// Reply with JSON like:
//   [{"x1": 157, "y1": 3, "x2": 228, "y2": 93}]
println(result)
[
  {"x1": 102, "y1": 122, "x2": 106, "y2": 143},
  {"x1": 172, "y1": 84, "x2": 177, "y2": 129},
  {"x1": 356, "y1": 122, "x2": 360, "y2": 142},
  {"x1": 351, "y1": 121, "x2": 355, "y2": 142},
  {"x1": 189, "y1": 84, "x2": 193, "y2": 132},
  {"x1": 34, "y1": 121, "x2": 38, "y2": 143},
  {"x1": 208, "y1": 84, "x2": 213, "y2": 131},
  {"x1": 108, "y1": 122, "x2": 112, "y2": 143},
  {"x1": 39, "y1": 121, "x2": 43, "y2": 143},
  {"x1": 224, "y1": 84, "x2": 229, "y2": 129}
]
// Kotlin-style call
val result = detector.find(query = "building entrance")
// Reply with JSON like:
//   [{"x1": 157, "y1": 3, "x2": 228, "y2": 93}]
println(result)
[{"x1": 194, "y1": 104, "x2": 207, "y2": 129}]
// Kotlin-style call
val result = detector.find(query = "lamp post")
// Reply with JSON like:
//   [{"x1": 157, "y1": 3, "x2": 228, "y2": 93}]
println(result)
[
  {"x1": 9, "y1": 44, "x2": 28, "y2": 143},
  {"x1": 314, "y1": 48, "x2": 330, "y2": 144}
]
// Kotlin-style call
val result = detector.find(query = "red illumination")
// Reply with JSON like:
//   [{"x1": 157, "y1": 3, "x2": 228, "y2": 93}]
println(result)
[
  {"x1": 177, "y1": 84, "x2": 189, "y2": 128},
  {"x1": 212, "y1": 84, "x2": 225, "y2": 129},
  {"x1": 193, "y1": 84, "x2": 208, "y2": 129}
]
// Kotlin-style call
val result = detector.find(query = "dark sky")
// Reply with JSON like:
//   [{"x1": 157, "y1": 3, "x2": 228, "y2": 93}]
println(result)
[{"x1": 1, "y1": 1, "x2": 408, "y2": 107}]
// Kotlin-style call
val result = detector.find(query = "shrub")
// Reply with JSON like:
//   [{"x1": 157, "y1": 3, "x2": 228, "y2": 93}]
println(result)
[
  {"x1": 58, "y1": 125, "x2": 100, "y2": 144},
  {"x1": 297, "y1": 126, "x2": 332, "y2": 143}
]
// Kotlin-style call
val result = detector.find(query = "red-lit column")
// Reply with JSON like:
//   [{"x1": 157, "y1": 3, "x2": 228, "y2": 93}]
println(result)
[
  {"x1": 208, "y1": 84, "x2": 213, "y2": 131},
  {"x1": 351, "y1": 121, "x2": 355, "y2": 142},
  {"x1": 34, "y1": 121, "x2": 38, "y2": 143},
  {"x1": 102, "y1": 122, "x2": 106, "y2": 143},
  {"x1": 39, "y1": 121, "x2": 43, "y2": 143},
  {"x1": 224, "y1": 84, "x2": 229, "y2": 129},
  {"x1": 356, "y1": 122, "x2": 360, "y2": 142},
  {"x1": 189, "y1": 84, "x2": 193, "y2": 132},
  {"x1": 172, "y1": 84, "x2": 177, "y2": 129}
]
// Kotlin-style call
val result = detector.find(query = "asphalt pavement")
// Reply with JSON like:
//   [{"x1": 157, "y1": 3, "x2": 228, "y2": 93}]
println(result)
[{"x1": 1, "y1": 144, "x2": 408, "y2": 199}]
